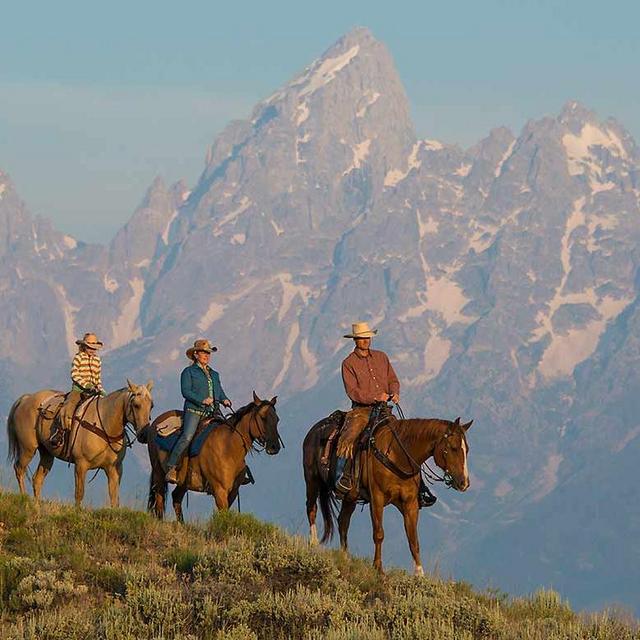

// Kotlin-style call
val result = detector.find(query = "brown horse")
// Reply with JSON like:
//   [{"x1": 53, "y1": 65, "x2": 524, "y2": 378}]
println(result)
[
  {"x1": 6, "y1": 380, "x2": 154, "y2": 507},
  {"x1": 303, "y1": 411, "x2": 473, "y2": 575},
  {"x1": 146, "y1": 392, "x2": 281, "y2": 522}
]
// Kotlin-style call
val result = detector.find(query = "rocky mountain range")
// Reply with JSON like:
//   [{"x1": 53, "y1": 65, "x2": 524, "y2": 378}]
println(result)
[{"x1": 1, "y1": 27, "x2": 639, "y2": 613}]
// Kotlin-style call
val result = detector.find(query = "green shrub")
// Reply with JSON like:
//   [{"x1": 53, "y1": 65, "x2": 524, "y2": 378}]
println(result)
[{"x1": 207, "y1": 509, "x2": 283, "y2": 543}]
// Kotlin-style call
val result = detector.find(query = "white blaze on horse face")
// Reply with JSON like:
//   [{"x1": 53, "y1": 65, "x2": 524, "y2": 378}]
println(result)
[
  {"x1": 310, "y1": 523, "x2": 318, "y2": 545},
  {"x1": 462, "y1": 438, "x2": 469, "y2": 487}
]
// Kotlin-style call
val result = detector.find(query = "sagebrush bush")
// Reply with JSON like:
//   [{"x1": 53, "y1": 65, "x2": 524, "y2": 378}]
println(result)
[{"x1": 0, "y1": 493, "x2": 638, "y2": 640}]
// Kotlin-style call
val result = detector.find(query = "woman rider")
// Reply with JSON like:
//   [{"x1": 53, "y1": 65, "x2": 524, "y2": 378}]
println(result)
[{"x1": 165, "y1": 338, "x2": 232, "y2": 483}]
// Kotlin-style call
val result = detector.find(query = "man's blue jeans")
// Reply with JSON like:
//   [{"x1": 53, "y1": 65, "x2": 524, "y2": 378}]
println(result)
[{"x1": 166, "y1": 411, "x2": 200, "y2": 469}]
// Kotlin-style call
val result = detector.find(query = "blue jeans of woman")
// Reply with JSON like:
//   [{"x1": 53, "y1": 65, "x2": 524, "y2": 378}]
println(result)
[{"x1": 166, "y1": 411, "x2": 200, "y2": 469}]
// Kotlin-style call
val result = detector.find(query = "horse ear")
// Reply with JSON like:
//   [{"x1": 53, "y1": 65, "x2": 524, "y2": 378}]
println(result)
[
  {"x1": 146, "y1": 379, "x2": 154, "y2": 392},
  {"x1": 454, "y1": 417, "x2": 461, "y2": 427},
  {"x1": 253, "y1": 391, "x2": 261, "y2": 405},
  {"x1": 270, "y1": 396, "x2": 277, "y2": 406},
  {"x1": 127, "y1": 379, "x2": 136, "y2": 391},
  {"x1": 462, "y1": 419, "x2": 474, "y2": 431}
]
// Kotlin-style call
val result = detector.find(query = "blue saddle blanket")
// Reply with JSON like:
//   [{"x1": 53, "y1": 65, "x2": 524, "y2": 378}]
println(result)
[{"x1": 155, "y1": 421, "x2": 219, "y2": 457}]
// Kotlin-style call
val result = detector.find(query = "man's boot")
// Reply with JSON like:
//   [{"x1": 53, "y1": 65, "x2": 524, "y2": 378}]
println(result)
[
  {"x1": 418, "y1": 478, "x2": 437, "y2": 508},
  {"x1": 335, "y1": 457, "x2": 353, "y2": 495}
]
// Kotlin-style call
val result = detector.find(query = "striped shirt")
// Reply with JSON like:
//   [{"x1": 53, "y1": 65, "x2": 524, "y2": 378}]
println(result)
[{"x1": 71, "y1": 351, "x2": 103, "y2": 393}]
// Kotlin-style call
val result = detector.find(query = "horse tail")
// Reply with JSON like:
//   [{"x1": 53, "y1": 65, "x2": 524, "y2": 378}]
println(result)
[
  {"x1": 319, "y1": 482, "x2": 336, "y2": 543},
  {"x1": 6, "y1": 395, "x2": 28, "y2": 465}
]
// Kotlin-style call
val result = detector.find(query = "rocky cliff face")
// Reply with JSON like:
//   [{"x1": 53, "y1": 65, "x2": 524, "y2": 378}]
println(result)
[{"x1": 1, "y1": 28, "x2": 639, "y2": 613}]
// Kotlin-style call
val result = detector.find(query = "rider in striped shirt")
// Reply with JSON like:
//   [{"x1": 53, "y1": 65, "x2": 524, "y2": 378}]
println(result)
[{"x1": 50, "y1": 333, "x2": 105, "y2": 448}]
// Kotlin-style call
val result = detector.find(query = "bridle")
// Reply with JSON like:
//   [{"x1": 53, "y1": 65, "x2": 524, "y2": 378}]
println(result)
[
  {"x1": 123, "y1": 389, "x2": 151, "y2": 445},
  {"x1": 377, "y1": 407, "x2": 465, "y2": 490},
  {"x1": 230, "y1": 401, "x2": 283, "y2": 454}
]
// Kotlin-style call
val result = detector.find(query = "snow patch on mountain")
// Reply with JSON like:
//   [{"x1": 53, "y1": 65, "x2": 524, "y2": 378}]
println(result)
[
  {"x1": 356, "y1": 90, "x2": 380, "y2": 118},
  {"x1": 276, "y1": 273, "x2": 312, "y2": 323},
  {"x1": 299, "y1": 45, "x2": 360, "y2": 97},
  {"x1": 110, "y1": 278, "x2": 144, "y2": 349},
  {"x1": 300, "y1": 338, "x2": 319, "y2": 390},
  {"x1": 55, "y1": 284, "x2": 79, "y2": 357},
  {"x1": 162, "y1": 210, "x2": 178, "y2": 245},
  {"x1": 212, "y1": 197, "x2": 252, "y2": 236},
  {"x1": 384, "y1": 142, "x2": 423, "y2": 187},
  {"x1": 343, "y1": 139, "x2": 371, "y2": 175},
  {"x1": 295, "y1": 102, "x2": 310, "y2": 126},
  {"x1": 198, "y1": 301, "x2": 225, "y2": 332},
  {"x1": 424, "y1": 276, "x2": 471, "y2": 324},
  {"x1": 62, "y1": 235, "x2": 77, "y2": 250},
  {"x1": 495, "y1": 140, "x2": 516, "y2": 177},
  {"x1": 272, "y1": 321, "x2": 300, "y2": 390},
  {"x1": 533, "y1": 453, "x2": 563, "y2": 501},
  {"x1": 103, "y1": 273, "x2": 119, "y2": 293},
  {"x1": 563, "y1": 123, "x2": 627, "y2": 176}
]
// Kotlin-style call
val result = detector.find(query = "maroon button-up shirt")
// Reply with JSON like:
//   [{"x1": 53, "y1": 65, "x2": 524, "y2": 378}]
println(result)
[{"x1": 341, "y1": 349, "x2": 400, "y2": 406}]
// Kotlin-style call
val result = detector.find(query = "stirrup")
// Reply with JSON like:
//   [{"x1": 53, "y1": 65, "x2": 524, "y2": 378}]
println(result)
[{"x1": 419, "y1": 488, "x2": 437, "y2": 508}]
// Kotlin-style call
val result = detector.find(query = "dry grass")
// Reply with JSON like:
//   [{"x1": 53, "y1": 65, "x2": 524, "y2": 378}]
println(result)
[{"x1": 0, "y1": 493, "x2": 637, "y2": 639}]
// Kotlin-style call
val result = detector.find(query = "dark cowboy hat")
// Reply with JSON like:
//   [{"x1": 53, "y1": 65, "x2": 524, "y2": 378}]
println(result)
[{"x1": 186, "y1": 338, "x2": 218, "y2": 360}]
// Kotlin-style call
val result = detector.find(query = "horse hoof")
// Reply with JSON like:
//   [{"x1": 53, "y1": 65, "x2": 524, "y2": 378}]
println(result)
[{"x1": 414, "y1": 565, "x2": 424, "y2": 577}]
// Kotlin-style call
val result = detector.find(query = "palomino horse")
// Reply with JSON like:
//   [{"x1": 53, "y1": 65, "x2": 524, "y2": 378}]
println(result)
[
  {"x1": 303, "y1": 411, "x2": 473, "y2": 575},
  {"x1": 6, "y1": 380, "x2": 153, "y2": 507},
  {"x1": 146, "y1": 392, "x2": 281, "y2": 522}
]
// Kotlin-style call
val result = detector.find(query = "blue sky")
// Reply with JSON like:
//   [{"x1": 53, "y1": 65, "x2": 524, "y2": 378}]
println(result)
[{"x1": 1, "y1": 0, "x2": 638, "y2": 242}]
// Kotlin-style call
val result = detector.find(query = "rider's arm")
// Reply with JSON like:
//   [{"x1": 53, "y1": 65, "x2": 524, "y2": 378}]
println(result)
[
  {"x1": 213, "y1": 371, "x2": 229, "y2": 403},
  {"x1": 342, "y1": 360, "x2": 376, "y2": 405},
  {"x1": 385, "y1": 355, "x2": 400, "y2": 398},
  {"x1": 180, "y1": 367, "x2": 205, "y2": 408}
]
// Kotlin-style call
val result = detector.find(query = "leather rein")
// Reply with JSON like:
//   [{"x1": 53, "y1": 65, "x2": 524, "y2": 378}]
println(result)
[{"x1": 368, "y1": 409, "x2": 457, "y2": 487}]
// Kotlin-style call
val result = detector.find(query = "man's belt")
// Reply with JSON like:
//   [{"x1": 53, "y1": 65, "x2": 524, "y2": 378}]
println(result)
[{"x1": 351, "y1": 402, "x2": 375, "y2": 409}]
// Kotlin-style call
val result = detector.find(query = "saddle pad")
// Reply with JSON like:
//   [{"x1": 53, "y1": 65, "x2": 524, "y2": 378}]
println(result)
[
  {"x1": 155, "y1": 421, "x2": 219, "y2": 457},
  {"x1": 153, "y1": 410, "x2": 183, "y2": 437},
  {"x1": 39, "y1": 393, "x2": 66, "y2": 418}
]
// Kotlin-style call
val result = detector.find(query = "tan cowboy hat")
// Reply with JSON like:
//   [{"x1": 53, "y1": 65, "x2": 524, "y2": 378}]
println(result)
[
  {"x1": 186, "y1": 338, "x2": 218, "y2": 360},
  {"x1": 343, "y1": 321, "x2": 378, "y2": 339},
  {"x1": 75, "y1": 332, "x2": 104, "y2": 350}
]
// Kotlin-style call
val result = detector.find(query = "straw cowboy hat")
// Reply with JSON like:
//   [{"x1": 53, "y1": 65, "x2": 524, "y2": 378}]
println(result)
[
  {"x1": 343, "y1": 321, "x2": 378, "y2": 339},
  {"x1": 75, "y1": 332, "x2": 104, "y2": 350},
  {"x1": 186, "y1": 338, "x2": 218, "y2": 360}
]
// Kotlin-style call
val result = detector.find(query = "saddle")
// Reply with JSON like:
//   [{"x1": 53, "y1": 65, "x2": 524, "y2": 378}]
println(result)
[
  {"x1": 153, "y1": 410, "x2": 251, "y2": 494},
  {"x1": 319, "y1": 404, "x2": 394, "y2": 502}
]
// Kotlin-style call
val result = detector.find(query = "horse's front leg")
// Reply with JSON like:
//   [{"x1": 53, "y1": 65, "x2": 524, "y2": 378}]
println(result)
[
  {"x1": 74, "y1": 461, "x2": 89, "y2": 507},
  {"x1": 105, "y1": 463, "x2": 122, "y2": 508},
  {"x1": 212, "y1": 485, "x2": 229, "y2": 512},
  {"x1": 399, "y1": 499, "x2": 423, "y2": 576},
  {"x1": 338, "y1": 499, "x2": 357, "y2": 551},
  {"x1": 172, "y1": 485, "x2": 187, "y2": 523},
  {"x1": 369, "y1": 495, "x2": 385, "y2": 573}
]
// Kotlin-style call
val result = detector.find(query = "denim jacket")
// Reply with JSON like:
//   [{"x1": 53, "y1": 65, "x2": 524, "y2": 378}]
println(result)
[{"x1": 180, "y1": 363, "x2": 228, "y2": 414}]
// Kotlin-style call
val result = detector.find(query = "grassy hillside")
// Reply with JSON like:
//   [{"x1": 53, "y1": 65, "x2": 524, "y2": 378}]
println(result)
[{"x1": 0, "y1": 493, "x2": 637, "y2": 640}]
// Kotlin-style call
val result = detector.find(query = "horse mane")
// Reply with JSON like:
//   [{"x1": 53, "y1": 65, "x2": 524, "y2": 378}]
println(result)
[
  {"x1": 390, "y1": 417, "x2": 450, "y2": 446},
  {"x1": 227, "y1": 400, "x2": 270, "y2": 426}
]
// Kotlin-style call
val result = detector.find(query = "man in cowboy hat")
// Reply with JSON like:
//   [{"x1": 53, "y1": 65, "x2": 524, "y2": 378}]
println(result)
[
  {"x1": 50, "y1": 332, "x2": 105, "y2": 448},
  {"x1": 335, "y1": 322, "x2": 437, "y2": 507},
  {"x1": 165, "y1": 338, "x2": 232, "y2": 484}
]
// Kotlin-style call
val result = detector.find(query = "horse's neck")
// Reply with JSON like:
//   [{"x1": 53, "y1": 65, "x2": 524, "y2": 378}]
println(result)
[
  {"x1": 393, "y1": 418, "x2": 448, "y2": 464},
  {"x1": 98, "y1": 392, "x2": 127, "y2": 437},
  {"x1": 231, "y1": 411, "x2": 254, "y2": 449}
]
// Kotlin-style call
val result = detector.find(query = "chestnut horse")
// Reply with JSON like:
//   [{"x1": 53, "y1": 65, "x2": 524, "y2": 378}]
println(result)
[
  {"x1": 146, "y1": 392, "x2": 281, "y2": 522},
  {"x1": 6, "y1": 381, "x2": 153, "y2": 507},
  {"x1": 303, "y1": 412, "x2": 473, "y2": 574}
]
